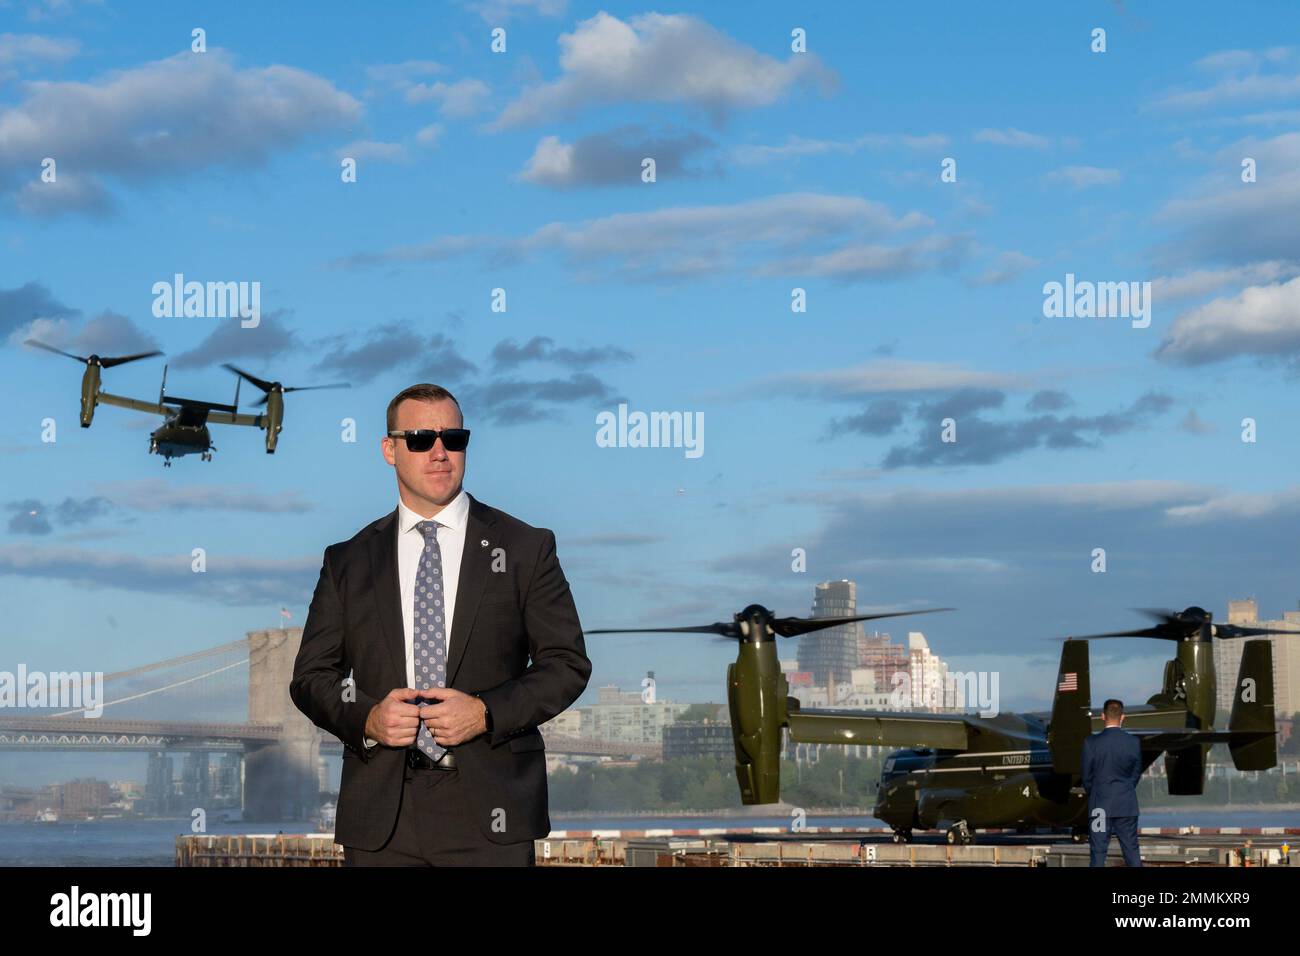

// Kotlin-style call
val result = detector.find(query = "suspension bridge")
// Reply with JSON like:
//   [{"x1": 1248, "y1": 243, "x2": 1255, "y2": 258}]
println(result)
[{"x1": 0, "y1": 628, "x2": 656, "y2": 821}]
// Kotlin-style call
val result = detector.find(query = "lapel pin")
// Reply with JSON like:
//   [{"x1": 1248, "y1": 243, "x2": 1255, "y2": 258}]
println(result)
[{"x1": 481, "y1": 539, "x2": 489, "y2": 547}]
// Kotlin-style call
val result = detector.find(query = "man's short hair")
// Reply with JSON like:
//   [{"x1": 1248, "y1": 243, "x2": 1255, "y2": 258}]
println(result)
[
  {"x1": 1102, "y1": 699, "x2": 1125, "y2": 720},
  {"x1": 386, "y1": 384, "x2": 462, "y2": 432}
]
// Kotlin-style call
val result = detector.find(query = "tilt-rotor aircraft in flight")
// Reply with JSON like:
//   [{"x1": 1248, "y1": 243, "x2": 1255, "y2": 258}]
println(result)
[{"x1": 26, "y1": 339, "x2": 348, "y2": 466}]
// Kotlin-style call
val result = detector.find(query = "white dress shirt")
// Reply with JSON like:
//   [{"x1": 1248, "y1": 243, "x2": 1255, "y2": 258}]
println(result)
[{"x1": 363, "y1": 488, "x2": 469, "y2": 748}]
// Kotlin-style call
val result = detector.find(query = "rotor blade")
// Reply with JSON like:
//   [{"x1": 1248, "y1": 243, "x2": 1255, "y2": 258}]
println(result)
[
  {"x1": 282, "y1": 383, "x2": 350, "y2": 394},
  {"x1": 24, "y1": 339, "x2": 87, "y2": 363},
  {"x1": 99, "y1": 350, "x2": 163, "y2": 368},
  {"x1": 1134, "y1": 608, "x2": 1181, "y2": 625},
  {"x1": 222, "y1": 364, "x2": 274, "y2": 393},
  {"x1": 1069, "y1": 627, "x2": 1177, "y2": 640},
  {"x1": 1215, "y1": 624, "x2": 1300, "y2": 639},
  {"x1": 769, "y1": 607, "x2": 954, "y2": 638},
  {"x1": 253, "y1": 393, "x2": 270, "y2": 407},
  {"x1": 585, "y1": 623, "x2": 739, "y2": 638}
]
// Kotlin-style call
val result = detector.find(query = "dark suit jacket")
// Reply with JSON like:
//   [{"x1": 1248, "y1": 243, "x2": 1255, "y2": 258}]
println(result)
[
  {"x1": 289, "y1": 492, "x2": 591, "y2": 849},
  {"x1": 1080, "y1": 726, "x2": 1143, "y2": 818}
]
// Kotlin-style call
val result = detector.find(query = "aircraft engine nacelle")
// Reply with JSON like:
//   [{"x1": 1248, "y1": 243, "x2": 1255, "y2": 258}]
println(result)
[
  {"x1": 80, "y1": 364, "x2": 100, "y2": 427},
  {"x1": 263, "y1": 391, "x2": 284, "y2": 453},
  {"x1": 727, "y1": 636, "x2": 788, "y2": 804}
]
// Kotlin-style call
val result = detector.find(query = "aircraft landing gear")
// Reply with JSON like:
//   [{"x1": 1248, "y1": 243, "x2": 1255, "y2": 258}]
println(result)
[
  {"x1": 891, "y1": 829, "x2": 913, "y2": 844},
  {"x1": 163, "y1": 458, "x2": 172, "y2": 468},
  {"x1": 200, "y1": 451, "x2": 212, "y2": 462},
  {"x1": 946, "y1": 821, "x2": 973, "y2": 845}
]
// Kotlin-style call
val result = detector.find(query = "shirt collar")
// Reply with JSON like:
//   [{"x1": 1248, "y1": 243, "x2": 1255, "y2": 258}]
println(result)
[{"x1": 397, "y1": 488, "x2": 470, "y2": 534}]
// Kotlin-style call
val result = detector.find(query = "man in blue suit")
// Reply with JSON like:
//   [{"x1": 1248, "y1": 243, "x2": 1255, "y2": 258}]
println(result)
[{"x1": 1080, "y1": 698, "x2": 1144, "y2": 867}]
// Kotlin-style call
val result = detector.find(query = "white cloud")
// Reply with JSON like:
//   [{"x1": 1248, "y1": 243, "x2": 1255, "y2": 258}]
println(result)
[
  {"x1": 492, "y1": 12, "x2": 834, "y2": 128},
  {"x1": 1178, "y1": 410, "x2": 1215, "y2": 435},
  {"x1": 335, "y1": 192, "x2": 955, "y2": 283},
  {"x1": 1152, "y1": 262, "x2": 1295, "y2": 302},
  {"x1": 415, "y1": 123, "x2": 443, "y2": 146},
  {"x1": 1206, "y1": 108, "x2": 1300, "y2": 127},
  {"x1": 1155, "y1": 275, "x2": 1300, "y2": 365},
  {"x1": 92, "y1": 479, "x2": 313, "y2": 513},
  {"x1": 1165, "y1": 487, "x2": 1300, "y2": 523},
  {"x1": 14, "y1": 173, "x2": 111, "y2": 217},
  {"x1": 466, "y1": 0, "x2": 566, "y2": 22},
  {"x1": 520, "y1": 135, "x2": 574, "y2": 184},
  {"x1": 756, "y1": 360, "x2": 1033, "y2": 399},
  {"x1": 967, "y1": 250, "x2": 1039, "y2": 287},
  {"x1": 0, "y1": 31, "x2": 78, "y2": 70},
  {"x1": 759, "y1": 233, "x2": 970, "y2": 280},
  {"x1": 1194, "y1": 48, "x2": 1292, "y2": 73},
  {"x1": 364, "y1": 60, "x2": 448, "y2": 85},
  {"x1": 0, "y1": 50, "x2": 361, "y2": 215},
  {"x1": 20, "y1": 0, "x2": 103, "y2": 23},
  {"x1": 405, "y1": 77, "x2": 491, "y2": 117},
  {"x1": 0, "y1": 542, "x2": 319, "y2": 605},
  {"x1": 335, "y1": 140, "x2": 407, "y2": 163},
  {"x1": 510, "y1": 193, "x2": 932, "y2": 280},
  {"x1": 1155, "y1": 73, "x2": 1300, "y2": 111},
  {"x1": 1155, "y1": 48, "x2": 1300, "y2": 111},
  {"x1": 518, "y1": 127, "x2": 714, "y2": 188},
  {"x1": 330, "y1": 235, "x2": 490, "y2": 270},
  {"x1": 732, "y1": 132, "x2": 949, "y2": 165},
  {"x1": 1155, "y1": 132, "x2": 1300, "y2": 264},
  {"x1": 802, "y1": 480, "x2": 1209, "y2": 512},
  {"x1": 1044, "y1": 165, "x2": 1121, "y2": 189},
  {"x1": 973, "y1": 127, "x2": 1050, "y2": 149}
]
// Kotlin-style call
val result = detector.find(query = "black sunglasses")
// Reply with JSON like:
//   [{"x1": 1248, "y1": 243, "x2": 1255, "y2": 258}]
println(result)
[{"x1": 387, "y1": 428, "x2": 471, "y2": 453}]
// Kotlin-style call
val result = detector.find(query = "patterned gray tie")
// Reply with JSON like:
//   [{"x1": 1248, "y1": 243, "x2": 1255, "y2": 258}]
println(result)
[{"x1": 413, "y1": 519, "x2": 448, "y2": 761}]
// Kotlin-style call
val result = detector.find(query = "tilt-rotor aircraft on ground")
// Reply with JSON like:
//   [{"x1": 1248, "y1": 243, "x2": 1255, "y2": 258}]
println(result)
[
  {"x1": 587, "y1": 605, "x2": 1282, "y2": 844},
  {"x1": 25, "y1": 339, "x2": 348, "y2": 466}
]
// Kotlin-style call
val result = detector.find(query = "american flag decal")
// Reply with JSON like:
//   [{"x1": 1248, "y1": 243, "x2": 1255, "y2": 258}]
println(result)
[{"x1": 1058, "y1": 672, "x2": 1077, "y2": 692}]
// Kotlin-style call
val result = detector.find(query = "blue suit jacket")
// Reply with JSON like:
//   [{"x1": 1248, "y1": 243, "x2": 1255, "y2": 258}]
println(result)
[{"x1": 1080, "y1": 726, "x2": 1143, "y2": 818}]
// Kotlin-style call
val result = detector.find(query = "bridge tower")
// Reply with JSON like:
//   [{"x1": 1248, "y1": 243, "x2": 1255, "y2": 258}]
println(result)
[{"x1": 244, "y1": 628, "x2": 320, "y2": 821}]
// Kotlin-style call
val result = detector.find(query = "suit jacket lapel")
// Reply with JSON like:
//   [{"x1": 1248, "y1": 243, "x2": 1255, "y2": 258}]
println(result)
[
  {"x1": 446, "y1": 492, "x2": 497, "y2": 684},
  {"x1": 367, "y1": 509, "x2": 409, "y2": 683}
]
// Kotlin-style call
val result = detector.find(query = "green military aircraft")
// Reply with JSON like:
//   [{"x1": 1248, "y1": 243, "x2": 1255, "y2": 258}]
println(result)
[
  {"x1": 589, "y1": 604, "x2": 1284, "y2": 844},
  {"x1": 25, "y1": 339, "x2": 347, "y2": 465}
]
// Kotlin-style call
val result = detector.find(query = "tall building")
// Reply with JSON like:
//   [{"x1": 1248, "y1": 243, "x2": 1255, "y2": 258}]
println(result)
[
  {"x1": 580, "y1": 680, "x2": 692, "y2": 745},
  {"x1": 900, "y1": 631, "x2": 954, "y2": 710},
  {"x1": 544, "y1": 709, "x2": 583, "y2": 738},
  {"x1": 214, "y1": 754, "x2": 242, "y2": 804},
  {"x1": 663, "y1": 707, "x2": 735, "y2": 760},
  {"x1": 797, "y1": 580, "x2": 862, "y2": 688},
  {"x1": 181, "y1": 752, "x2": 210, "y2": 806},
  {"x1": 860, "y1": 631, "x2": 910, "y2": 694},
  {"x1": 145, "y1": 752, "x2": 174, "y2": 815},
  {"x1": 52, "y1": 778, "x2": 112, "y2": 815},
  {"x1": 786, "y1": 606, "x2": 961, "y2": 711},
  {"x1": 1216, "y1": 599, "x2": 1300, "y2": 718}
]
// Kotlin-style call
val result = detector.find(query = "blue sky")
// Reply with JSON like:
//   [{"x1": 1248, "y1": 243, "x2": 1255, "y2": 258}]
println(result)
[{"x1": 4, "y1": 0, "x2": 1300, "y2": 778}]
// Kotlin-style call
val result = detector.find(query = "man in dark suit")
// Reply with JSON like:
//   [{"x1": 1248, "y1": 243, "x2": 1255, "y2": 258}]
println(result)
[
  {"x1": 290, "y1": 383, "x2": 591, "y2": 865},
  {"x1": 1080, "y1": 698, "x2": 1143, "y2": 867}
]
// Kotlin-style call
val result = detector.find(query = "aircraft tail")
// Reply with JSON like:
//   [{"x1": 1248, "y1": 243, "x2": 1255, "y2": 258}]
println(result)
[
  {"x1": 1228, "y1": 638, "x2": 1276, "y2": 771},
  {"x1": 1048, "y1": 639, "x2": 1092, "y2": 775}
]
